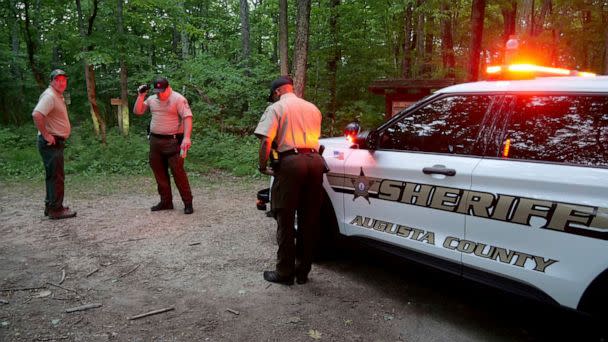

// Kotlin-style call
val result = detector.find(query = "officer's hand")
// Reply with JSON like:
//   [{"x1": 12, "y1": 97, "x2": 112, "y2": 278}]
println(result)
[
  {"x1": 137, "y1": 84, "x2": 150, "y2": 94},
  {"x1": 180, "y1": 137, "x2": 191, "y2": 159},
  {"x1": 260, "y1": 166, "x2": 274, "y2": 176},
  {"x1": 43, "y1": 133, "x2": 56, "y2": 146}
]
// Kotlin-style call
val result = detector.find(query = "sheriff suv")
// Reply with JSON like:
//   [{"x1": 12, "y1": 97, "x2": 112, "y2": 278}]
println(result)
[{"x1": 259, "y1": 65, "x2": 608, "y2": 318}]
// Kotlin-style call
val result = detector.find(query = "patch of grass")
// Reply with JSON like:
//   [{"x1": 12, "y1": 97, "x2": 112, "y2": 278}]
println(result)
[
  {"x1": 188, "y1": 129, "x2": 259, "y2": 177},
  {"x1": 0, "y1": 126, "x2": 43, "y2": 180},
  {"x1": 0, "y1": 125, "x2": 261, "y2": 182}
]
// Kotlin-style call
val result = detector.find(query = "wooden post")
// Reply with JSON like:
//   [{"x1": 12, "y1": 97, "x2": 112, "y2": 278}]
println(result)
[{"x1": 111, "y1": 98, "x2": 129, "y2": 136}]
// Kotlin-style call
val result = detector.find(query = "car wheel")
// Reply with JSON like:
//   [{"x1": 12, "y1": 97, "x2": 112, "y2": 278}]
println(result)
[{"x1": 579, "y1": 269, "x2": 608, "y2": 320}]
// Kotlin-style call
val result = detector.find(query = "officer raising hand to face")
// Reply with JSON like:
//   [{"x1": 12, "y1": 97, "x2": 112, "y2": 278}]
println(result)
[
  {"x1": 255, "y1": 76, "x2": 325, "y2": 285},
  {"x1": 134, "y1": 77, "x2": 194, "y2": 215}
]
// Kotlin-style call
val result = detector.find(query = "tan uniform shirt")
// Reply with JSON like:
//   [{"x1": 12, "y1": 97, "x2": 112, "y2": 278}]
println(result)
[
  {"x1": 32, "y1": 87, "x2": 71, "y2": 138},
  {"x1": 143, "y1": 90, "x2": 193, "y2": 135},
  {"x1": 254, "y1": 93, "x2": 322, "y2": 152}
]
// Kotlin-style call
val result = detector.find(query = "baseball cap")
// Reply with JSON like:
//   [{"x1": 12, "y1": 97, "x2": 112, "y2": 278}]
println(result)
[
  {"x1": 268, "y1": 76, "x2": 293, "y2": 102},
  {"x1": 50, "y1": 69, "x2": 68, "y2": 81},
  {"x1": 152, "y1": 77, "x2": 169, "y2": 94}
]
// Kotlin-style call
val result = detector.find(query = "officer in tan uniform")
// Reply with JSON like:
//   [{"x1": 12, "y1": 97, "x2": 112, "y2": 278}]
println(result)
[
  {"x1": 255, "y1": 76, "x2": 324, "y2": 285},
  {"x1": 32, "y1": 69, "x2": 77, "y2": 220},
  {"x1": 134, "y1": 77, "x2": 194, "y2": 214}
]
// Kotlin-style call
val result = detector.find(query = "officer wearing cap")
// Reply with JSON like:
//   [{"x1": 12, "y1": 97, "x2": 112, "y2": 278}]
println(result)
[
  {"x1": 254, "y1": 76, "x2": 325, "y2": 285},
  {"x1": 32, "y1": 69, "x2": 77, "y2": 219},
  {"x1": 134, "y1": 77, "x2": 194, "y2": 214}
]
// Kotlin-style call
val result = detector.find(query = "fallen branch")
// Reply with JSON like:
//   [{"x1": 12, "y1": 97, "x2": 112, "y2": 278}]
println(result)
[
  {"x1": 36, "y1": 336, "x2": 69, "y2": 341},
  {"x1": 119, "y1": 264, "x2": 140, "y2": 278},
  {"x1": 46, "y1": 282, "x2": 78, "y2": 294},
  {"x1": 86, "y1": 268, "x2": 99, "y2": 277},
  {"x1": 121, "y1": 237, "x2": 146, "y2": 243},
  {"x1": 226, "y1": 308, "x2": 240, "y2": 315},
  {"x1": 100, "y1": 237, "x2": 146, "y2": 244},
  {"x1": 188, "y1": 242, "x2": 201, "y2": 246},
  {"x1": 0, "y1": 286, "x2": 45, "y2": 292},
  {"x1": 128, "y1": 306, "x2": 175, "y2": 320},
  {"x1": 65, "y1": 303, "x2": 102, "y2": 313},
  {"x1": 59, "y1": 269, "x2": 66, "y2": 285}
]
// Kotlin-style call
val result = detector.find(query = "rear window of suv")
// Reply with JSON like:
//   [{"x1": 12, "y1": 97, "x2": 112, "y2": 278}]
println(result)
[{"x1": 503, "y1": 95, "x2": 608, "y2": 167}]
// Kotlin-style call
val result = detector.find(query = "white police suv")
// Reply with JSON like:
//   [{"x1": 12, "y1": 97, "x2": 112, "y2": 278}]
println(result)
[{"x1": 259, "y1": 64, "x2": 608, "y2": 317}]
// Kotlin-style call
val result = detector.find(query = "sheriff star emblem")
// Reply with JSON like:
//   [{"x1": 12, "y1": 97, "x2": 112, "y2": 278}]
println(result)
[{"x1": 352, "y1": 167, "x2": 374, "y2": 203}]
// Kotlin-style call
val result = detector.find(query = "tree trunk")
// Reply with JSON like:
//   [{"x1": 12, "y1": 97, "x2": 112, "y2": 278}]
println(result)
[
  {"x1": 327, "y1": 0, "x2": 340, "y2": 136},
  {"x1": 440, "y1": 1, "x2": 455, "y2": 78},
  {"x1": 76, "y1": 0, "x2": 106, "y2": 144},
  {"x1": 604, "y1": 14, "x2": 608, "y2": 74},
  {"x1": 22, "y1": 0, "x2": 45, "y2": 89},
  {"x1": 84, "y1": 64, "x2": 106, "y2": 142},
  {"x1": 178, "y1": 2, "x2": 189, "y2": 59},
  {"x1": 467, "y1": 0, "x2": 486, "y2": 82},
  {"x1": 172, "y1": 26, "x2": 179, "y2": 54},
  {"x1": 117, "y1": 0, "x2": 129, "y2": 135},
  {"x1": 5, "y1": 0, "x2": 23, "y2": 123},
  {"x1": 416, "y1": 6, "x2": 425, "y2": 70},
  {"x1": 528, "y1": 0, "x2": 535, "y2": 36},
  {"x1": 533, "y1": 0, "x2": 551, "y2": 36},
  {"x1": 9, "y1": 0, "x2": 23, "y2": 82},
  {"x1": 279, "y1": 0, "x2": 289, "y2": 75},
  {"x1": 424, "y1": 29, "x2": 433, "y2": 76},
  {"x1": 582, "y1": 8, "x2": 592, "y2": 69},
  {"x1": 240, "y1": 0, "x2": 250, "y2": 64},
  {"x1": 402, "y1": 3, "x2": 413, "y2": 78},
  {"x1": 293, "y1": 0, "x2": 311, "y2": 98},
  {"x1": 501, "y1": 0, "x2": 517, "y2": 44},
  {"x1": 181, "y1": 29, "x2": 189, "y2": 59}
]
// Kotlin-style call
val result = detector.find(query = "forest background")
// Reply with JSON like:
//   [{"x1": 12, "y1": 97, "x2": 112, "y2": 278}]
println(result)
[{"x1": 1, "y1": 0, "x2": 607, "y2": 180}]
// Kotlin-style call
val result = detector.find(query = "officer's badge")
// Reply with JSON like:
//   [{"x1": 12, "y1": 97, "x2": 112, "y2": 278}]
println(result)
[{"x1": 352, "y1": 167, "x2": 373, "y2": 204}]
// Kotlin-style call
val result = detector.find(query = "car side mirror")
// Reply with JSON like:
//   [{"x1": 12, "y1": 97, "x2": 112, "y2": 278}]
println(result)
[{"x1": 366, "y1": 130, "x2": 379, "y2": 150}]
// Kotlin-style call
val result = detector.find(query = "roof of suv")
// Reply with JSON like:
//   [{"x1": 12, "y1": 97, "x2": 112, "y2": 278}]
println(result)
[{"x1": 436, "y1": 76, "x2": 608, "y2": 94}]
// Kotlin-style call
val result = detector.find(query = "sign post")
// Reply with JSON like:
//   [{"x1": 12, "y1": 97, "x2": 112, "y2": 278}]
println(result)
[{"x1": 111, "y1": 98, "x2": 129, "y2": 135}]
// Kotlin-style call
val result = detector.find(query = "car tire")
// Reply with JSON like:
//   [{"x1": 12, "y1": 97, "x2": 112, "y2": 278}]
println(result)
[{"x1": 579, "y1": 269, "x2": 608, "y2": 320}]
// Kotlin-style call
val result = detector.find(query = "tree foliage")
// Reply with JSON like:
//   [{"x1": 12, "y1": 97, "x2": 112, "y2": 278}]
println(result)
[{"x1": 1, "y1": 0, "x2": 607, "y2": 133}]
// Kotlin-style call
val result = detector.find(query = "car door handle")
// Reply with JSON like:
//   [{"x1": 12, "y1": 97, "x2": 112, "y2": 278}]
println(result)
[{"x1": 422, "y1": 167, "x2": 456, "y2": 176}]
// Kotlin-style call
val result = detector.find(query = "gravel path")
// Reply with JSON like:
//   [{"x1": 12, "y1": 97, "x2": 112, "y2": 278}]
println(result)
[{"x1": 0, "y1": 173, "x2": 603, "y2": 341}]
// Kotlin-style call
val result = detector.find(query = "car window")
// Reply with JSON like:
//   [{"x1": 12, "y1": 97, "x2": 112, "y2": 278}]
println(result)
[
  {"x1": 502, "y1": 95, "x2": 608, "y2": 167},
  {"x1": 378, "y1": 95, "x2": 494, "y2": 155}
]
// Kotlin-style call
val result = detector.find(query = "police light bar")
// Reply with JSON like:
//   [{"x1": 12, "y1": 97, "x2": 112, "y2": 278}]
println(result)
[{"x1": 486, "y1": 64, "x2": 596, "y2": 79}]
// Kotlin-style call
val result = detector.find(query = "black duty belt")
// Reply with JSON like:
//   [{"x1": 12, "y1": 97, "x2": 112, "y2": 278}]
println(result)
[
  {"x1": 150, "y1": 133, "x2": 183, "y2": 139},
  {"x1": 279, "y1": 148, "x2": 317, "y2": 158}
]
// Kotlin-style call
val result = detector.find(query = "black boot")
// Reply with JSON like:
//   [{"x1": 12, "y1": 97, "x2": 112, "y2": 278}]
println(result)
[
  {"x1": 151, "y1": 202, "x2": 173, "y2": 211},
  {"x1": 263, "y1": 271, "x2": 294, "y2": 285},
  {"x1": 184, "y1": 203, "x2": 193, "y2": 214}
]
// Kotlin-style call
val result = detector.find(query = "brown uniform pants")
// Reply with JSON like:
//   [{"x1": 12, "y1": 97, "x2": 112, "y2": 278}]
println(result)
[
  {"x1": 149, "y1": 135, "x2": 193, "y2": 205},
  {"x1": 271, "y1": 152, "x2": 325, "y2": 279}
]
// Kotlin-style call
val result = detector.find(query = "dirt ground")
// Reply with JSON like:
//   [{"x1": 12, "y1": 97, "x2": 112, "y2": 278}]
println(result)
[{"x1": 0, "y1": 173, "x2": 604, "y2": 342}]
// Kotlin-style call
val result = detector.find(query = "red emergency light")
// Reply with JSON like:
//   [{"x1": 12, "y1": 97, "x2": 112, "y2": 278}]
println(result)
[
  {"x1": 344, "y1": 122, "x2": 361, "y2": 145},
  {"x1": 486, "y1": 63, "x2": 596, "y2": 80}
]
